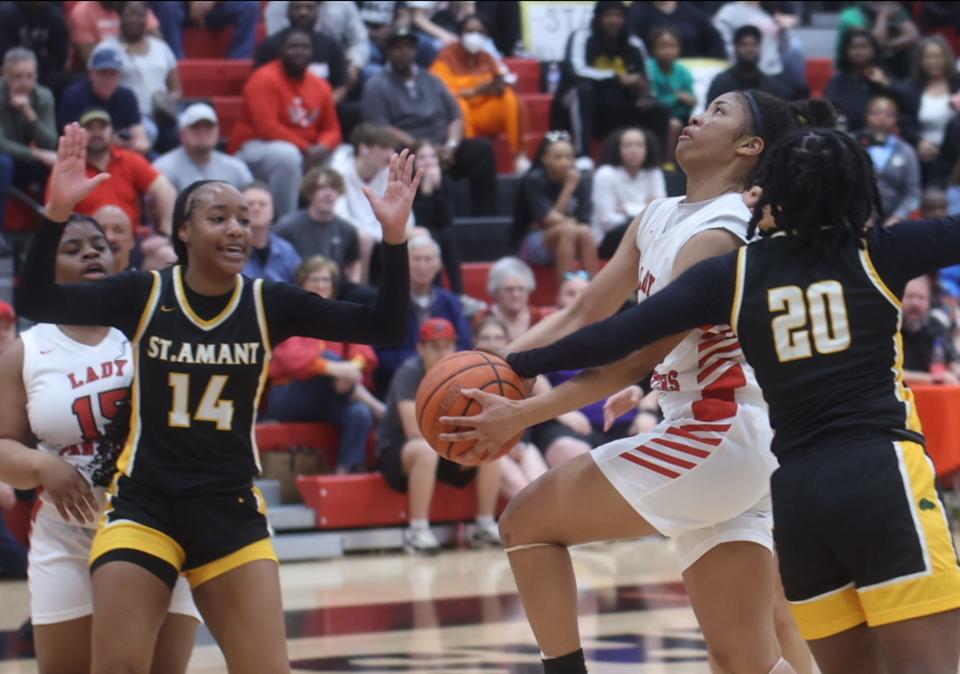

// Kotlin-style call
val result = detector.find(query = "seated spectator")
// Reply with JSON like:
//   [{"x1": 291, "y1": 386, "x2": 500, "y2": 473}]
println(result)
[
  {"x1": 627, "y1": 0, "x2": 725, "y2": 60},
  {"x1": 242, "y1": 182, "x2": 301, "y2": 283},
  {"x1": 0, "y1": 1, "x2": 69, "y2": 93},
  {"x1": 48, "y1": 109, "x2": 176, "y2": 234},
  {"x1": 0, "y1": 301, "x2": 15, "y2": 354},
  {"x1": 374, "y1": 236, "x2": 471, "y2": 393},
  {"x1": 825, "y1": 28, "x2": 917, "y2": 138},
  {"x1": 430, "y1": 15, "x2": 529, "y2": 173},
  {"x1": 361, "y1": 27, "x2": 497, "y2": 216},
  {"x1": 266, "y1": 256, "x2": 382, "y2": 474},
  {"x1": 858, "y1": 95, "x2": 921, "y2": 224},
  {"x1": 902, "y1": 274, "x2": 960, "y2": 385},
  {"x1": 153, "y1": 103, "x2": 254, "y2": 192},
  {"x1": 375, "y1": 317, "x2": 501, "y2": 553},
  {"x1": 59, "y1": 46, "x2": 150, "y2": 154},
  {"x1": 275, "y1": 167, "x2": 361, "y2": 282},
  {"x1": 551, "y1": 1, "x2": 670, "y2": 169},
  {"x1": 904, "y1": 36, "x2": 960, "y2": 176},
  {"x1": 93, "y1": 204, "x2": 136, "y2": 272},
  {"x1": 230, "y1": 28, "x2": 342, "y2": 219},
  {"x1": 331, "y1": 123, "x2": 414, "y2": 282},
  {"x1": 148, "y1": 0, "x2": 259, "y2": 59},
  {"x1": 98, "y1": 1, "x2": 181, "y2": 152},
  {"x1": 140, "y1": 233, "x2": 177, "y2": 271},
  {"x1": 706, "y1": 25, "x2": 791, "y2": 104},
  {"x1": 361, "y1": 2, "x2": 438, "y2": 82},
  {"x1": 68, "y1": 0, "x2": 160, "y2": 71},
  {"x1": 512, "y1": 131, "x2": 598, "y2": 280},
  {"x1": 836, "y1": 1, "x2": 919, "y2": 80},
  {"x1": 0, "y1": 47, "x2": 57, "y2": 207},
  {"x1": 646, "y1": 27, "x2": 694, "y2": 164},
  {"x1": 472, "y1": 257, "x2": 545, "y2": 342},
  {"x1": 592, "y1": 127, "x2": 666, "y2": 258},
  {"x1": 472, "y1": 315, "x2": 547, "y2": 499},
  {"x1": 255, "y1": 1, "x2": 349, "y2": 105}
]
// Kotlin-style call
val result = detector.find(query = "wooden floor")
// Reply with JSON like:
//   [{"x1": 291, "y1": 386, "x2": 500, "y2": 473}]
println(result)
[{"x1": 0, "y1": 537, "x2": 724, "y2": 673}]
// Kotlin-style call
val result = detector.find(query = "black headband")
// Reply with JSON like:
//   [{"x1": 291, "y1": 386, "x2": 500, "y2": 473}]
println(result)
[{"x1": 743, "y1": 90, "x2": 764, "y2": 138}]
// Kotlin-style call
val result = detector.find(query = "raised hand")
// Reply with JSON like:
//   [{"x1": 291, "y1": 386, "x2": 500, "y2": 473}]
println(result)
[
  {"x1": 362, "y1": 148, "x2": 423, "y2": 245},
  {"x1": 45, "y1": 122, "x2": 110, "y2": 222}
]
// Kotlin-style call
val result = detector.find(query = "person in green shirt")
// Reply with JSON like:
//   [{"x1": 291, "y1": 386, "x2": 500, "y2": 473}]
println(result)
[
  {"x1": 836, "y1": 2, "x2": 920, "y2": 79},
  {"x1": 646, "y1": 27, "x2": 695, "y2": 164}
]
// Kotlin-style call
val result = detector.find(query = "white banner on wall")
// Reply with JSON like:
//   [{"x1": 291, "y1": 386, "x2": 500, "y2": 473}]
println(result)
[{"x1": 520, "y1": 1, "x2": 596, "y2": 63}]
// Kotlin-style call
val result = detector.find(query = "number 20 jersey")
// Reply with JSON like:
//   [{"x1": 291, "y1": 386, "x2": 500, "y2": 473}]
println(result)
[{"x1": 117, "y1": 266, "x2": 272, "y2": 494}]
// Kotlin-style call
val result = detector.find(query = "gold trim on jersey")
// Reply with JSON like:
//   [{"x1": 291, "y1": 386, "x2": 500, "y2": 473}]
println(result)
[
  {"x1": 249, "y1": 279, "x2": 271, "y2": 474},
  {"x1": 90, "y1": 519, "x2": 187, "y2": 572},
  {"x1": 730, "y1": 246, "x2": 747, "y2": 333},
  {"x1": 183, "y1": 537, "x2": 276, "y2": 588},
  {"x1": 172, "y1": 265, "x2": 244, "y2": 331},
  {"x1": 116, "y1": 273, "x2": 161, "y2": 476},
  {"x1": 858, "y1": 247, "x2": 923, "y2": 435}
]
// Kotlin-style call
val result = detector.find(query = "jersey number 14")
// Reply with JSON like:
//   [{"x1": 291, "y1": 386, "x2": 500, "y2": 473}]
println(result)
[
  {"x1": 167, "y1": 373, "x2": 235, "y2": 431},
  {"x1": 768, "y1": 281, "x2": 851, "y2": 363}
]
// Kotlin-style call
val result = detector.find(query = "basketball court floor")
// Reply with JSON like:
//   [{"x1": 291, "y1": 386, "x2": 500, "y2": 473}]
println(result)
[{"x1": 0, "y1": 537, "x2": 725, "y2": 673}]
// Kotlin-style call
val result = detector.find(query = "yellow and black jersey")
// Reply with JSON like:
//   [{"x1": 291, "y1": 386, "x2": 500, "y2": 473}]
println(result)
[
  {"x1": 509, "y1": 217, "x2": 960, "y2": 459},
  {"x1": 17, "y1": 217, "x2": 409, "y2": 494}
]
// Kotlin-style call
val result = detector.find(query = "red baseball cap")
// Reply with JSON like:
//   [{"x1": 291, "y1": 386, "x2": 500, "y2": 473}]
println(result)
[
  {"x1": 0, "y1": 301, "x2": 14, "y2": 322},
  {"x1": 419, "y1": 317, "x2": 457, "y2": 343}
]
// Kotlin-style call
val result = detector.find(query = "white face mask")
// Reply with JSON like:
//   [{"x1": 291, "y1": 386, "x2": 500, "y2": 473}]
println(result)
[{"x1": 461, "y1": 31, "x2": 486, "y2": 54}]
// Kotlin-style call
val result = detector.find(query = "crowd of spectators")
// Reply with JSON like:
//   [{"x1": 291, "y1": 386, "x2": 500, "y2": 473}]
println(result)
[{"x1": 8, "y1": 0, "x2": 960, "y2": 551}]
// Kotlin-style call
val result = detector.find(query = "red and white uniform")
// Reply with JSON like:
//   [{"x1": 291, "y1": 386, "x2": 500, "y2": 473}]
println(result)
[
  {"x1": 592, "y1": 193, "x2": 778, "y2": 571},
  {"x1": 21, "y1": 324, "x2": 199, "y2": 624}
]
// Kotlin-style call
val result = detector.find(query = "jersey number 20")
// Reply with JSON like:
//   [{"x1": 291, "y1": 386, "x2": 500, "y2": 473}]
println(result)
[
  {"x1": 167, "y1": 373, "x2": 234, "y2": 431},
  {"x1": 768, "y1": 281, "x2": 851, "y2": 363}
]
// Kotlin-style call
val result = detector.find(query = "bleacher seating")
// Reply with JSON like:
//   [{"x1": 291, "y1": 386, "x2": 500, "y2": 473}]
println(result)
[{"x1": 179, "y1": 59, "x2": 253, "y2": 97}]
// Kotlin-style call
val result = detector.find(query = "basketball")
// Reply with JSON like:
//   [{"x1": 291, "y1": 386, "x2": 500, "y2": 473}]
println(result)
[{"x1": 415, "y1": 350, "x2": 527, "y2": 466}]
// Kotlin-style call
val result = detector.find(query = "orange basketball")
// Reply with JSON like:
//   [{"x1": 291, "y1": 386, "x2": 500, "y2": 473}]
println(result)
[{"x1": 415, "y1": 350, "x2": 526, "y2": 466}]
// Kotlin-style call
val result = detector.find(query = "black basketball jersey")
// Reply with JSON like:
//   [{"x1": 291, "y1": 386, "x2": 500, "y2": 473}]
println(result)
[{"x1": 116, "y1": 266, "x2": 271, "y2": 494}]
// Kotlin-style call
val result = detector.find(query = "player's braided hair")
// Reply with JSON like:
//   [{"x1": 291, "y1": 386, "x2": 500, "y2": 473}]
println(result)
[
  {"x1": 170, "y1": 179, "x2": 231, "y2": 264},
  {"x1": 746, "y1": 128, "x2": 884, "y2": 254}
]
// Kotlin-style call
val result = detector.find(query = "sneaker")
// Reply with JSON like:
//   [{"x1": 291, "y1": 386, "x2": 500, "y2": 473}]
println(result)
[
  {"x1": 403, "y1": 526, "x2": 441, "y2": 554},
  {"x1": 460, "y1": 294, "x2": 488, "y2": 317},
  {"x1": 468, "y1": 520, "x2": 501, "y2": 548}
]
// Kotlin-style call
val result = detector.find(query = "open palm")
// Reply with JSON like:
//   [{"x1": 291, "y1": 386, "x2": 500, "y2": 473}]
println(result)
[
  {"x1": 46, "y1": 123, "x2": 110, "y2": 222},
  {"x1": 362, "y1": 148, "x2": 423, "y2": 245}
]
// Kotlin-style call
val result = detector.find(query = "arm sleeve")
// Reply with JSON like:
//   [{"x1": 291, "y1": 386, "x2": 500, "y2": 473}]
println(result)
[
  {"x1": 867, "y1": 217, "x2": 960, "y2": 291},
  {"x1": 265, "y1": 242, "x2": 410, "y2": 344},
  {"x1": 14, "y1": 216, "x2": 153, "y2": 336},
  {"x1": 569, "y1": 29, "x2": 616, "y2": 81},
  {"x1": 507, "y1": 253, "x2": 737, "y2": 378}
]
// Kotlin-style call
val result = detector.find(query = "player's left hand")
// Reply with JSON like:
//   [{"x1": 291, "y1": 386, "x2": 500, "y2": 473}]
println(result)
[
  {"x1": 439, "y1": 388, "x2": 528, "y2": 462},
  {"x1": 363, "y1": 148, "x2": 423, "y2": 246}
]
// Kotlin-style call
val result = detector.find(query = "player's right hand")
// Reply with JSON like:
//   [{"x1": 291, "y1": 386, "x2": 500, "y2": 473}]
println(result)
[
  {"x1": 603, "y1": 385, "x2": 642, "y2": 431},
  {"x1": 45, "y1": 123, "x2": 111, "y2": 222},
  {"x1": 438, "y1": 388, "x2": 527, "y2": 462},
  {"x1": 35, "y1": 453, "x2": 99, "y2": 524}
]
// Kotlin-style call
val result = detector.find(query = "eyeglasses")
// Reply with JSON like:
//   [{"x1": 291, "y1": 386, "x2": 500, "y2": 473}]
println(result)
[
  {"x1": 563, "y1": 270, "x2": 591, "y2": 281},
  {"x1": 545, "y1": 130, "x2": 572, "y2": 143}
]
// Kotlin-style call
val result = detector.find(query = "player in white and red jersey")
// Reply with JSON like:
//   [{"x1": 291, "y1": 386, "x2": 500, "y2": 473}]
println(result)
[
  {"x1": 441, "y1": 92, "x2": 827, "y2": 674},
  {"x1": 0, "y1": 213, "x2": 199, "y2": 674}
]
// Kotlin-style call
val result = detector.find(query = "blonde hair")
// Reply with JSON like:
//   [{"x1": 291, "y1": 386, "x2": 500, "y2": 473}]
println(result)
[{"x1": 295, "y1": 256, "x2": 341, "y2": 292}]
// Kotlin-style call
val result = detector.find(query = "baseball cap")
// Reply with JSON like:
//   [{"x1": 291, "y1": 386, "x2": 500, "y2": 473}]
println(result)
[
  {"x1": 178, "y1": 102, "x2": 218, "y2": 129},
  {"x1": 385, "y1": 26, "x2": 419, "y2": 47},
  {"x1": 419, "y1": 318, "x2": 456, "y2": 343},
  {"x1": 0, "y1": 301, "x2": 15, "y2": 322},
  {"x1": 79, "y1": 108, "x2": 111, "y2": 127},
  {"x1": 89, "y1": 46, "x2": 124, "y2": 72}
]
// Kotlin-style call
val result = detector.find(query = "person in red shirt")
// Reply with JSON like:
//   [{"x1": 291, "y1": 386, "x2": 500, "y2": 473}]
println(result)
[
  {"x1": 46, "y1": 108, "x2": 175, "y2": 234},
  {"x1": 231, "y1": 28, "x2": 342, "y2": 219}
]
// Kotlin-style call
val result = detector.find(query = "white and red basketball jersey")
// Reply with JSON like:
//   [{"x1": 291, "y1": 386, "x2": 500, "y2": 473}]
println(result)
[
  {"x1": 21, "y1": 323, "x2": 132, "y2": 529},
  {"x1": 635, "y1": 193, "x2": 765, "y2": 422}
]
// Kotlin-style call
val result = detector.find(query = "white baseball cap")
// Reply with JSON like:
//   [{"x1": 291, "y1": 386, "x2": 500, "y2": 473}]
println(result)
[{"x1": 178, "y1": 103, "x2": 218, "y2": 129}]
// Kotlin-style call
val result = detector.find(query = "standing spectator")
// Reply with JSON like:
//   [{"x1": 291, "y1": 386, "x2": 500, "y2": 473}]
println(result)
[
  {"x1": 0, "y1": 48, "x2": 57, "y2": 199},
  {"x1": 93, "y1": 204, "x2": 136, "y2": 272},
  {"x1": 472, "y1": 257, "x2": 545, "y2": 342},
  {"x1": 552, "y1": 1, "x2": 670, "y2": 168},
  {"x1": 68, "y1": 0, "x2": 160, "y2": 71},
  {"x1": 242, "y1": 182, "x2": 302, "y2": 284},
  {"x1": 47, "y1": 108, "x2": 176, "y2": 233},
  {"x1": 627, "y1": 0, "x2": 725, "y2": 59},
  {"x1": 901, "y1": 274, "x2": 960, "y2": 385},
  {"x1": 905, "y1": 36, "x2": 960, "y2": 175},
  {"x1": 645, "y1": 27, "x2": 694, "y2": 165},
  {"x1": 706, "y1": 25, "x2": 792, "y2": 103},
  {"x1": 148, "y1": 0, "x2": 259, "y2": 59},
  {"x1": 152, "y1": 103, "x2": 254, "y2": 192},
  {"x1": 430, "y1": 15, "x2": 530, "y2": 173},
  {"x1": 0, "y1": 1, "x2": 69, "y2": 93},
  {"x1": 374, "y1": 236, "x2": 471, "y2": 392},
  {"x1": 59, "y1": 46, "x2": 150, "y2": 154},
  {"x1": 513, "y1": 131, "x2": 598, "y2": 280},
  {"x1": 266, "y1": 256, "x2": 380, "y2": 474},
  {"x1": 97, "y1": 1, "x2": 181, "y2": 152},
  {"x1": 231, "y1": 28, "x2": 342, "y2": 219},
  {"x1": 361, "y1": 27, "x2": 497, "y2": 216},
  {"x1": 274, "y1": 167, "x2": 361, "y2": 282},
  {"x1": 857, "y1": 95, "x2": 921, "y2": 224},
  {"x1": 825, "y1": 28, "x2": 917, "y2": 138},
  {"x1": 255, "y1": 1, "x2": 349, "y2": 106},
  {"x1": 591, "y1": 127, "x2": 666, "y2": 258},
  {"x1": 836, "y1": 1, "x2": 920, "y2": 79},
  {"x1": 375, "y1": 317, "x2": 501, "y2": 553}
]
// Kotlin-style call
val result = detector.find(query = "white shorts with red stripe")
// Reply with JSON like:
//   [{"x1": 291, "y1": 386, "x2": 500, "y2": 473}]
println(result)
[{"x1": 592, "y1": 402, "x2": 777, "y2": 571}]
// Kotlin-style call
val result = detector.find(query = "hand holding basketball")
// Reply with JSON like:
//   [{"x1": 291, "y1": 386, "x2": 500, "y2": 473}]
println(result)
[{"x1": 439, "y1": 387, "x2": 530, "y2": 464}]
